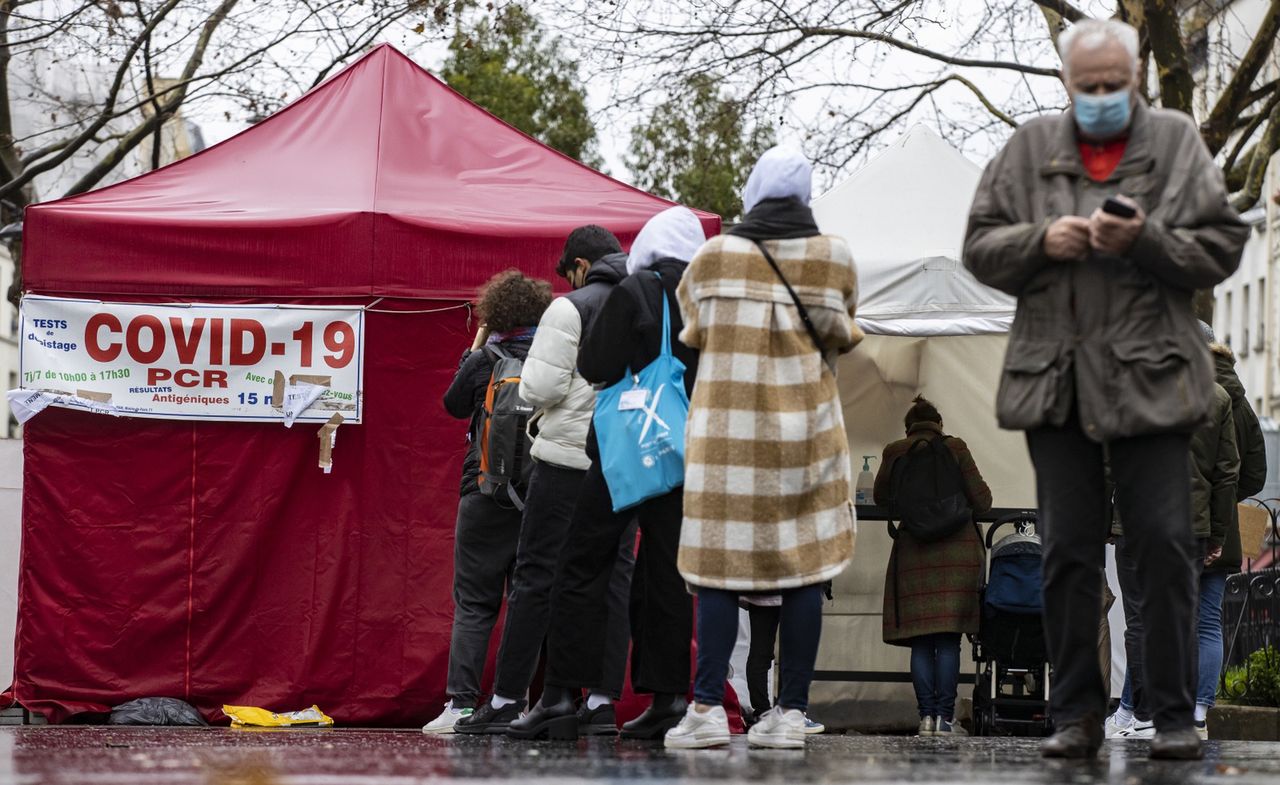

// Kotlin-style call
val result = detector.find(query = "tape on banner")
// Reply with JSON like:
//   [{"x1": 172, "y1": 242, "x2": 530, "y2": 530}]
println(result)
[
  {"x1": 76, "y1": 390, "x2": 113, "y2": 403},
  {"x1": 317, "y1": 413, "x2": 343, "y2": 474}
]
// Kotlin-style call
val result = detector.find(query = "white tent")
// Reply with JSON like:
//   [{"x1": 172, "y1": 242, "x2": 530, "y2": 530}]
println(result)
[{"x1": 806, "y1": 126, "x2": 1038, "y2": 730}]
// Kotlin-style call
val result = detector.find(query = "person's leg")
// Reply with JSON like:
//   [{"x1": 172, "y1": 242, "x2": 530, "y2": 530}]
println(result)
[
  {"x1": 595, "y1": 519, "x2": 638, "y2": 701},
  {"x1": 692, "y1": 588, "x2": 740, "y2": 707},
  {"x1": 909, "y1": 636, "x2": 938, "y2": 720},
  {"x1": 746, "y1": 604, "x2": 782, "y2": 716},
  {"x1": 774, "y1": 583, "x2": 826, "y2": 712},
  {"x1": 1025, "y1": 425, "x2": 1109, "y2": 729},
  {"x1": 936, "y1": 633, "x2": 962, "y2": 723},
  {"x1": 1110, "y1": 432, "x2": 1198, "y2": 733},
  {"x1": 631, "y1": 488, "x2": 694, "y2": 695},
  {"x1": 1196, "y1": 571, "x2": 1228, "y2": 718},
  {"x1": 492, "y1": 463, "x2": 585, "y2": 702},
  {"x1": 1114, "y1": 536, "x2": 1148, "y2": 722},
  {"x1": 544, "y1": 463, "x2": 630, "y2": 692},
  {"x1": 446, "y1": 492, "x2": 522, "y2": 708}
]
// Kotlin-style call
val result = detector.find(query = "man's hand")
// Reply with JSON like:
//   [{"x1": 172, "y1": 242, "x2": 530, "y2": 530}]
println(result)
[
  {"x1": 1044, "y1": 216, "x2": 1091, "y2": 262},
  {"x1": 1205, "y1": 545, "x2": 1223, "y2": 567},
  {"x1": 1089, "y1": 195, "x2": 1145, "y2": 256}
]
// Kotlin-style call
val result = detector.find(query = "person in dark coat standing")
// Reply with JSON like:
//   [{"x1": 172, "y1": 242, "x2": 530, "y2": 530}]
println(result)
[
  {"x1": 875, "y1": 396, "x2": 992, "y2": 738},
  {"x1": 963, "y1": 19, "x2": 1246, "y2": 759},
  {"x1": 423, "y1": 270, "x2": 551, "y2": 734},
  {"x1": 509, "y1": 206, "x2": 706, "y2": 741}
]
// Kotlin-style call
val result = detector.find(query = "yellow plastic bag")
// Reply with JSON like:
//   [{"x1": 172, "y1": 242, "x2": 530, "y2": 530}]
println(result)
[{"x1": 223, "y1": 704, "x2": 334, "y2": 728}]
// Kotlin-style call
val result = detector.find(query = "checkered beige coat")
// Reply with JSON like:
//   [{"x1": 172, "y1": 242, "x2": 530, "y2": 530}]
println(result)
[{"x1": 675, "y1": 233, "x2": 863, "y2": 591}]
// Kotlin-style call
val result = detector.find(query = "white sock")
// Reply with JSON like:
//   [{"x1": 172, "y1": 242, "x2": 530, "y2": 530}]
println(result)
[
  {"x1": 586, "y1": 693, "x2": 612, "y2": 711},
  {"x1": 491, "y1": 695, "x2": 517, "y2": 709},
  {"x1": 1115, "y1": 706, "x2": 1134, "y2": 724},
  {"x1": 1195, "y1": 703, "x2": 1209, "y2": 722}
]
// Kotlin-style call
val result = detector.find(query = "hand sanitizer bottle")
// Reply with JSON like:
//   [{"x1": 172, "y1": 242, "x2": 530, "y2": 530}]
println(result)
[{"x1": 855, "y1": 456, "x2": 876, "y2": 505}]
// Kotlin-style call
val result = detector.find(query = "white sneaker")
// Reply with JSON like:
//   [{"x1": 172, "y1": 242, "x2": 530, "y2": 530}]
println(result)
[
  {"x1": 802, "y1": 715, "x2": 825, "y2": 735},
  {"x1": 1114, "y1": 719, "x2": 1155, "y2": 739},
  {"x1": 934, "y1": 716, "x2": 968, "y2": 736},
  {"x1": 747, "y1": 706, "x2": 806, "y2": 749},
  {"x1": 664, "y1": 704, "x2": 731, "y2": 749},
  {"x1": 1104, "y1": 711, "x2": 1135, "y2": 739},
  {"x1": 421, "y1": 700, "x2": 473, "y2": 734},
  {"x1": 918, "y1": 716, "x2": 936, "y2": 737}
]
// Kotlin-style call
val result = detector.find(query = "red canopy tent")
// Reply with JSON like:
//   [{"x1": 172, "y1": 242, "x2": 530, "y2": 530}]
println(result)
[{"x1": 10, "y1": 43, "x2": 719, "y2": 724}]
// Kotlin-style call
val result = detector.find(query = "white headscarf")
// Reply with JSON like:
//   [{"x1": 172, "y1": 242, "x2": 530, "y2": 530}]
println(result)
[
  {"x1": 741, "y1": 145, "x2": 812, "y2": 214},
  {"x1": 625, "y1": 206, "x2": 707, "y2": 275}
]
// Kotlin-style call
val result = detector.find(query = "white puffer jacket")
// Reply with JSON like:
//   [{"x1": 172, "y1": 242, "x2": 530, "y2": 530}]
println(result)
[{"x1": 520, "y1": 297, "x2": 596, "y2": 470}]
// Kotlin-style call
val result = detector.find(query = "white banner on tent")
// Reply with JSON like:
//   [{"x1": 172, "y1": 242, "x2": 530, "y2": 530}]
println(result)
[{"x1": 18, "y1": 295, "x2": 364, "y2": 423}]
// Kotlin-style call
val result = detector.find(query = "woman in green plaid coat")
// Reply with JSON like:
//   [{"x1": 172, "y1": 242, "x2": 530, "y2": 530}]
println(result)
[{"x1": 873, "y1": 396, "x2": 992, "y2": 736}]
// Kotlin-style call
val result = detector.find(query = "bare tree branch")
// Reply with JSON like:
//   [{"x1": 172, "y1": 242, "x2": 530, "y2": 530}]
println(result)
[
  {"x1": 1030, "y1": 0, "x2": 1087, "y2": 24},
  {"x1": 1202, "y1": 0, "x2": 1280, "y2": 154}
]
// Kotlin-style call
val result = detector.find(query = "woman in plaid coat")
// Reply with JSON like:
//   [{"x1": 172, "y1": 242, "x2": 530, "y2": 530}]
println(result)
[
  {"x1": 874, "y1": 396, "x2": 992, "y2": 736},
  {"x1": 664, "y1": 146, "x2": 862, "y2": 751}
]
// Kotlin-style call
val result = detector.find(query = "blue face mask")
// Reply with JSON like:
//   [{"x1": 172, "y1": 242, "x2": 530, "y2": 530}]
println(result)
[{"x1": 1072, "y1": 90, "x2": 1132, "y2": 138}]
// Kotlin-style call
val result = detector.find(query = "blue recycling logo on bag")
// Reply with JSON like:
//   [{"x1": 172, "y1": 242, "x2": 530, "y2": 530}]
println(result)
[{"x1": 593, "y1": 286, "x2": 689, "y2": 513}]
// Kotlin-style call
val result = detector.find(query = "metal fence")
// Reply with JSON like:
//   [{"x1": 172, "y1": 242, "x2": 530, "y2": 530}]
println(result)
[{"x1": 1219, "y1": 499, "x2": 1280, "y2": 701}]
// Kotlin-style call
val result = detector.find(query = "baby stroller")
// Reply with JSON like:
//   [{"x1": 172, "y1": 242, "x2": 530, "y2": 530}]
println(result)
[{"x1": 971, "y1": 512, "x2": 1053, "y2": 737}]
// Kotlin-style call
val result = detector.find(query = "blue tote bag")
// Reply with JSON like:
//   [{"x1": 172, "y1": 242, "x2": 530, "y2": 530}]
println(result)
[{"x1": 593, "y1": 284, "x2": 689, "y2": 513}]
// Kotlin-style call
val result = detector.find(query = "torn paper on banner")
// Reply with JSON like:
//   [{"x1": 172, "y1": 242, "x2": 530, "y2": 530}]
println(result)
[
  {"x1": 282, "y1": 383, "x2": 326, "y2": 427},
  {"x1": 7, "y1": 388, "x2": 119, "y2": 424}
]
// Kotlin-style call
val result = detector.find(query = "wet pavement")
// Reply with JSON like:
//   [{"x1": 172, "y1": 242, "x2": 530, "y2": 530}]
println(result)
[{"x1": 0, "y1": 728, "x2": 1278, "y2": 784}]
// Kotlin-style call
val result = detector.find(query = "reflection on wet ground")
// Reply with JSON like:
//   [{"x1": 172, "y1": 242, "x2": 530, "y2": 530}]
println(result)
[{"x1": 0, "y1": 728, "x2": 1278, "y2": 784}]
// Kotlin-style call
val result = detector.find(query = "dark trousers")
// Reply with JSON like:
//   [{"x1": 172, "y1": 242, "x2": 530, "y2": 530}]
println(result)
[
  {"x1": 493, "y1": 461, "x2": 635, "y2": 700},
  {"x1": 910, "y1": 633, "x2": 962, "y2": 720},
  {"x1": 746, "y1": 604, "x2": 782, "y2": 715},
  {"x1": 546, "y1": 462, "x2": 692, "y2": 695},
  {"x1": 1026, "y1": 423, "x2": 1197, "y2": 731},
  {"x1": 692, "y1": 586, "x2": 824, "y2": 710},
  {"x1": 446, "y1": 491, "x2": 522, "y2": 707}
]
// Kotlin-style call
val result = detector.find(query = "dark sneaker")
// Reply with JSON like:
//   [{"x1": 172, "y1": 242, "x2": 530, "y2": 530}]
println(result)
[
  {"x1": 454, "y1": 699, "x2": 526, "y2": 735},
  {"x1": 578, "y1": 702, "x2": 618, "y2": 736}
]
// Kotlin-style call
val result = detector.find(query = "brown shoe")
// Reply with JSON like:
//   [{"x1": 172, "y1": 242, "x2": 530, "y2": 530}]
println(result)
[
  {"x1": 1149, "y1": 728, "x2": 1203, "y2": 760},
  {"x1": 1041, "y1": 719, "x2": 1103, "y2": 759}
]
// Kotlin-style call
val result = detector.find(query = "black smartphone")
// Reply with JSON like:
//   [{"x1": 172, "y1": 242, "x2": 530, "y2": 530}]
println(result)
[{"x1": 1102, "y1": 196, "x2": 1137, "y2": 219}]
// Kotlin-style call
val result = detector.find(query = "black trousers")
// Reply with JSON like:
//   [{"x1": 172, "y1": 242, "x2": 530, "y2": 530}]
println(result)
[
  {"x1": 746, "y1": 604, "x2": 782, "y2": 715},
  {"x1": 493, "y1": 461, "x2": 636, "y2": 700},
  {"x1": 446, "y1": 491, "x2": 522, "y2": 707},
  {"x1": 546, "y1": 462, "x2": 692, "y2": 695},
  {"x1": 1026, "y1": 422, "x2": 1197, "y2": 731}
]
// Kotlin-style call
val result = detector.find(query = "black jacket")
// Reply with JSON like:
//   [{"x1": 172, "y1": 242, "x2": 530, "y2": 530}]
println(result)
[
  {"x1": 1210, "y1": 344, "x2": 1268, "y2": 574},
  {"x1": 565, "y1": 252, "x2": 628, "y2": 336},
  {"x1": 578, "y1": 258, "x2": 699, "y2": 396},
  {"x1": 443, "y1": 337, "x2": 533, "y2": 497},
  {"x1": 578, "y1": 258, "x2": 698, "y2": 463}
]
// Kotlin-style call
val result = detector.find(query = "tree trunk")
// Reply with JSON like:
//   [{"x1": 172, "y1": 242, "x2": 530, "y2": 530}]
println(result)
[{"x1": 1144, "y1": 0, "x2": 1195, "y2": 114}]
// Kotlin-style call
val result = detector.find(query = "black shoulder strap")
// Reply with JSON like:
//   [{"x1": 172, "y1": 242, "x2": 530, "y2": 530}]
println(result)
[{"x1": 752, "y1": 240, "x2": 833, "y2": 371}]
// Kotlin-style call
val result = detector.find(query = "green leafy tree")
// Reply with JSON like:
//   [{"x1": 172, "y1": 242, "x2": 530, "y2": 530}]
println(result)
[
  {"x1": 441, "y1": 5, "x2": 601, "y2": 167},
  {"x1": 627, "y1": 73, "x2": 775, "y2": 221}
]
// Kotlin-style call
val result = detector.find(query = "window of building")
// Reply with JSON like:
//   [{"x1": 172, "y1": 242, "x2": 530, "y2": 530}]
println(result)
[
  {"x1": 1257, "y1": 277, "x2": 1267, "y2": 353},
  {"x1": 1224, "y1": 291, "x2": 1233, "y2": 349},
  {"x1": 1242, "y1": 284, "x2": 1250, "y2": 357}
]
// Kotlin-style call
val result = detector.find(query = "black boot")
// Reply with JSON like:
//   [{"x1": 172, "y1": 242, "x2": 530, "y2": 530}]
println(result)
[
  {"x1": 455, "y1": 698, "x2": 526, "y2": 735},
  {"x1": 507, "y1": 690, "x2": 578, "y2": 740},
  {"x1": 1150, "y1": 728, "x2": 1204, "y2": 760},
  {"x1": 577, "y1": 701, "x2": 619, "y2": 736},
  {"x1": 620, "y1": 693, "x2": 687, "y2": 740},
  {"x1": 1041, "y1": 717, "x2": 1103, "y2": 759}
]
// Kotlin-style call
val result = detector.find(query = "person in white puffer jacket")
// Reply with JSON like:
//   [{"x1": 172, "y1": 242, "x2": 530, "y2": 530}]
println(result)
[{"x1": 451, "y1": 225, "x2": 638, "y2": 736}]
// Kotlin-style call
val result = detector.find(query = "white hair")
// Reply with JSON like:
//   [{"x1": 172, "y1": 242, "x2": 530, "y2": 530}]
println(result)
[{"x1": 1058, "y1": 18, "x2": 1140, "y2": 76}]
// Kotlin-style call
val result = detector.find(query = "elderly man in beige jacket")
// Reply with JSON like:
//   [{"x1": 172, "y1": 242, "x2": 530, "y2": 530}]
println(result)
[{"x1": 963, "y1": 18, "x2": 1247, "y2": 760}]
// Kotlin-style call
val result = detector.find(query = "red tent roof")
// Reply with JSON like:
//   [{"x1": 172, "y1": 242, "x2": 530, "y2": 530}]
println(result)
[{"x1": 24, "y1": 44, "x2": 719, "y2": 299}]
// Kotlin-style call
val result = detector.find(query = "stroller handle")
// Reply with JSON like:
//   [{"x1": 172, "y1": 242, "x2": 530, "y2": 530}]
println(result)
[{"x1": 984, "y1": 511, "x2": 1039, "y2": 551}]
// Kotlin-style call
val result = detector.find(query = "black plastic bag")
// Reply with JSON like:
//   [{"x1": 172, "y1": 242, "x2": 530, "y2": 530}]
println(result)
[{"x1": 109, "y1": 697, "x2": 208, "y2": 726}]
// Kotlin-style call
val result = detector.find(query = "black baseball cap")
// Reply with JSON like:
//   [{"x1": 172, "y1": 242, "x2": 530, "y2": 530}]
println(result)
[{"x1": 557, "y1": 225, "x2": 622, "y2": 277}]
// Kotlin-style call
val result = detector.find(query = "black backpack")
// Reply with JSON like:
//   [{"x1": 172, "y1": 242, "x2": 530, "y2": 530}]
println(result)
[
  {"x1": 476, "y1": 345, "x2": 536, "y2": 510},
  {"x1": 888, "y1": 436, "x2": 972, "y2": 543}
]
